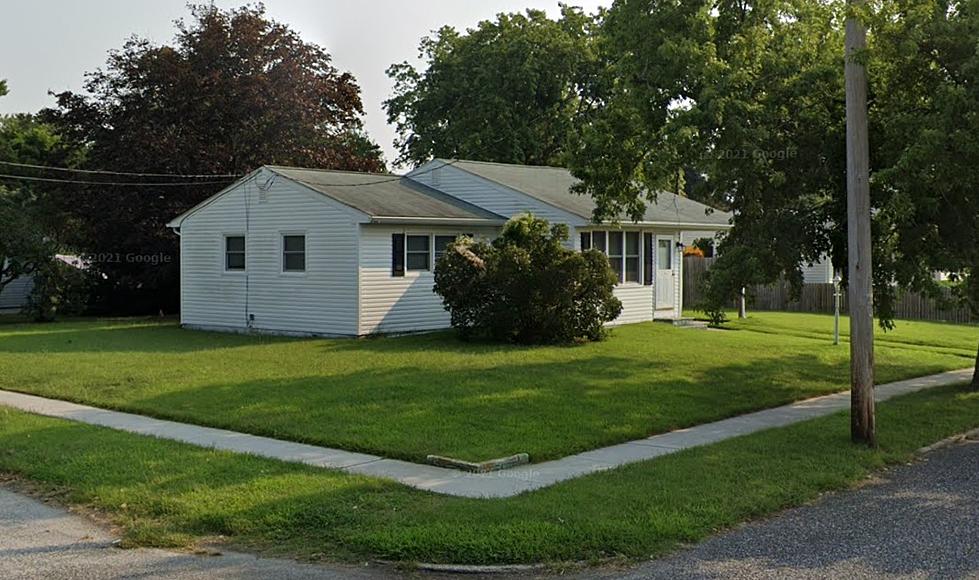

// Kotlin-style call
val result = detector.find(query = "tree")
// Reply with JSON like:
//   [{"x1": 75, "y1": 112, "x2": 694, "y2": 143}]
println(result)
[
  {"x1": 573, "y1": 0, "x2": 979, "y2": 391},
  {"x1": 40, "y1": 4, "x2": 384, "y2": 313},
  {"x1": 434, "y1": 214, "x2": 622, "y2": 344},
  {"x1": 0, "y1": 189, "x2": 57, "y2": 296},
  {"x1": 571, "y1": 0, "x2": 846, "y2": 286},
  {"x1": 869, "y1": 0, "x2": 979, "y2": 388},
  {"x1": 385, "y1": 7, "x2": 600, "y2": 167},
  {"x1": 0, "y1": 82, "x2": 64, "y2": 297}
]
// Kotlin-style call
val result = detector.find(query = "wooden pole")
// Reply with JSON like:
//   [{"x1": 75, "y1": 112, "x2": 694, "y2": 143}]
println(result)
[{"x1": 845, "y1": 0, "x2": 876, "y2": 446}]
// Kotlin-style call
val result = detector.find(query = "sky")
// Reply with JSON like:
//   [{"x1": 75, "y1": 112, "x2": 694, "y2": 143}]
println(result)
[{"x1": 0, "y1": 0, "x2": 608, "y2": 169}]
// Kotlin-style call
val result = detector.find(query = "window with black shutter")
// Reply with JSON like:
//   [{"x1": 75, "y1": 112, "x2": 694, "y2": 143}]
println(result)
[{"x1": 391, "y1": 233, "x2": 405, "y2": 277}]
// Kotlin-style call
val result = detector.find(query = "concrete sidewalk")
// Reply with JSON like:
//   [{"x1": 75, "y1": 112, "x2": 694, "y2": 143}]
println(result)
[{"x1": 0, "y1": 368, "x2": 972, "y2": 498}]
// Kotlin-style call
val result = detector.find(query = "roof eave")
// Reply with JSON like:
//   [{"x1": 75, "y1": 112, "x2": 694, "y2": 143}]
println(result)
[
  {"x1": 367, "y1": 216, "x2": 507, "y2": 227},
  {"x1": 591, "y1": 220, "x2": 733, "y2": 229}
]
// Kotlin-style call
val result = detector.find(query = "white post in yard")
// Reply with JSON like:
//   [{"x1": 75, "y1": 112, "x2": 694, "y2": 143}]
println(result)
[
  {"x1": 833, "y1": 270, "x2": 842, "y2": 346},
  {"x1": 674, "y1": 238, "x2": 684, "y2": 321}
]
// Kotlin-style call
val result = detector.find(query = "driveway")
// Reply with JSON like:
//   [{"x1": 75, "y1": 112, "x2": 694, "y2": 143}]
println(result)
[
  {"x1": 0, "y1": 485, "x2": 401, "y2": 580},
  {"x1": 587, "y1": 438, "x2": 979, "y2": 579}
]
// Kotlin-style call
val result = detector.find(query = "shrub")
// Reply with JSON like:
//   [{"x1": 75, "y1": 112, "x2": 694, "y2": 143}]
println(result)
[
  {"x1": 434, "y1": 214, "x2": 622, "y2": 344},
  {"x1": 23, "y1": 258, "x2": 92, "y2": 322}
]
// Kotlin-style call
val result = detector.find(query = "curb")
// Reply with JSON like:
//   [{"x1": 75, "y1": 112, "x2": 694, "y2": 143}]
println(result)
[
  {"x1": 917, "y1": 426, "x2": 979, "y2": 455},
  {"x1": 426, "y1": 453, "x2": 530, "y2": 473},
  {"x1": 413, "y1": 562, "x2": 551, "y2": 575}
]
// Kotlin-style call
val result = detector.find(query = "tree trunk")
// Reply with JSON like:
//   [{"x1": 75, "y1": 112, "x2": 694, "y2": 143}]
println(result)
[
  {"x1": 972, "y1": 341, "x2": 979, "y2": 390},
  {"x1": 845, "y1": 0, "x2": 876, "y2": 446},
  {"x1": 738, "y1": 287, "x2": 747, "y2": 319}
]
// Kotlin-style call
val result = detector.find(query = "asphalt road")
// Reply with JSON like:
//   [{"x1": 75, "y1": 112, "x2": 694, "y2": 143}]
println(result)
[
  {"x1": 587, "y1": 438, "x2": 979, "y2": 579},
  {"x1": 3, "y1": 439, "x2": 979, "y2": 579}
]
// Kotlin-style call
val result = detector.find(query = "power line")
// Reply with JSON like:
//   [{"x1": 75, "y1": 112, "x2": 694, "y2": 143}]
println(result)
[
  {"x1": 0, "y1": 160, "x2": 241, "y2": 179},
  {"x1": 0, "y1": 173, "x2": 235, "y2": 187},
  {"x1": 0, "y1": 159, "x2": 461, "y2": 190}
]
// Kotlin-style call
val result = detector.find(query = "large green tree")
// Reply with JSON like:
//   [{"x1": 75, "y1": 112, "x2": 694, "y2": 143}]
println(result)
[
  {"x1": 385, "y1": 7, "x2": 600, "y2": 167},
  {"x1": 571, "y1": 0, "x2": 979, "y2": 387},
  {"x1": 0, "y1": 81, "x2": 64, "y2": 295},
  {"x1": 571, "y1": 0, "x2": 846, "y2": 287},
  {"x1": 40, "y1": 4, "x2": 384, "y2": 313},
  {"x1": 869, "y1": 0, "x2": 979, "y2": 387}
]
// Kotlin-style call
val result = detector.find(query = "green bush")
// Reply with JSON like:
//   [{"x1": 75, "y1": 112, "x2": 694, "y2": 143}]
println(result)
[
  {"x1": 434, "y1": 214, "x2": 622, "y2": 344},
  {"x1": 24, "y1": 259, "x2": 92, "y2": 322}
]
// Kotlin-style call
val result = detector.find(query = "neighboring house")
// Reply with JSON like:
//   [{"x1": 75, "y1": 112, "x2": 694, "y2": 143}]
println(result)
[
  {"x1": 168, "y1": 160, "x2": 733, "y2": 336},
  {"x1": 0, "y1": 255, "x2": 87, "y2": 314},
  {"x1": 0, "y1": 273, "x2": 33, "y2": 313},
  {"x1": 802, "y1": 257, "x2": 835, "y2": 284}
]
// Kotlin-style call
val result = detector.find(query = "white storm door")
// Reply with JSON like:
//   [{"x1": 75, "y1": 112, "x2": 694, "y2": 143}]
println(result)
[{"x1": 656, "y1": 236, "x2": 675, "y2": 308}]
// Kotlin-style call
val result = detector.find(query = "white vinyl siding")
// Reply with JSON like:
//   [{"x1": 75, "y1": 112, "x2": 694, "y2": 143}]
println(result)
[
  {"x1": 0, "y1": 271, "x2": 33, "y2": 311},
  {"x1": 802, "y1": 257, "x2": 834, "y2": 284},
  {"x1": 179, "y1": 171, "x2": 361, "y2": 335},
  {"x1": 358, "y1": 225, "x2": 498, "y2": 335}
]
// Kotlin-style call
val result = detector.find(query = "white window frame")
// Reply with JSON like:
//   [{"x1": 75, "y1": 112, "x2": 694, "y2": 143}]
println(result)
[
  {"x1": 433, "y1": 234, "x2": 459, "y2": 264},
  {"x1": 223, "y1": 234, "x2": 246, "y2": 273},
  {"x1": 582, "y1": 229, "x2": 646, "y2": 286},
  {"x1": 405, "y1": 233, "x2": 432, "y2": 272},
  {"x1": 624, "y1": 231, "x2": 641, "y2": 284},
  {"x1": 281, "y1": 232, "x2": 307, "y2": 274}
]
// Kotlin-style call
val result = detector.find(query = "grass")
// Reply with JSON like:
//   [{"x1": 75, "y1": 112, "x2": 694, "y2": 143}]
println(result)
[
  {"x1": 0, "y1": 312, "x2": 974, "y2": 462},
  {"x1": 2, "y1": 382, "x2": 979, "y2": 565}
]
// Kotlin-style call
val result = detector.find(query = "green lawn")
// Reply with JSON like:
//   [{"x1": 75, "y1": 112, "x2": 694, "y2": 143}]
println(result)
[
  {"x1": 0, "y1": 312, "x2": 974, "y2": 462},
  {"x1": 2, "y1": 382, "x2": 979, "y2": 565}
]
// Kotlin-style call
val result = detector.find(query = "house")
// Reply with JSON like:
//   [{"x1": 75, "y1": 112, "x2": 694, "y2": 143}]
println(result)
[
  {"x1": 0, "y1": 272, "x2": 33, "y2": 313},
  {"x1": 167, "y1": 160, "x2": 732, "y2": 336},
  {"x1": 801, "y1": 258, "x2": 835, "y2": 284},
  {"x1": 0, "y1": 255, "x2": 87, "y2": 314}
]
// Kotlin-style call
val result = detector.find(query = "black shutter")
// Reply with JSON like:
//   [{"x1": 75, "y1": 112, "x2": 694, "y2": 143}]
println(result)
[
  {"x1": 643, "y1": 233, "x2": 654, "y2": 286},
  {"x1": 392, "y1": 233, "x2": 405, "y2": 277},
  {"x1": 580, "y1": 231, "x2": 591, "y2": 251}
]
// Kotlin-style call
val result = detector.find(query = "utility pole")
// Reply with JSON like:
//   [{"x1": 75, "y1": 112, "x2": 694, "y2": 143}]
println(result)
[{"x1": 845, "y1": 0, "x2": 876, "y2": 446}]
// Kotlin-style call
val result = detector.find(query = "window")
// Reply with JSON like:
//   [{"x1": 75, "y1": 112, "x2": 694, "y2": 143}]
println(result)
[
  {"x1": 282, "y1": 235, "x2": 306, "y2": 272},
  {"x1": 406, "y1": 235, "x2": 430, "y2": 271},
  {"x1": 625, "y1": 232, "x2": 641, "y2": 283},
  {"x1": 608, "y1": 231, "x2": 624, "y2": 282},
  {"x1": 434, "y1": 235, "x2": 457, "y2": 263},
  {"x1": 592, "y1": 231, "x2": 607, "y2": 254},
  {"x1": 658, "y1": 239, "x2": 673, "y2": 271},
  {"x1": 580, "y1": 231, "x2": 592, "y2": 251},
  {"x1": 225, "y1": 236, "x2": 245, "y2": 271}
]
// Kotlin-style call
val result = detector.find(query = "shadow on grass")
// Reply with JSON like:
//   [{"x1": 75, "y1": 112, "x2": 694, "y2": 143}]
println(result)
[{"x1": 111, "y1": 351, "x2": 938, "y2": 462}]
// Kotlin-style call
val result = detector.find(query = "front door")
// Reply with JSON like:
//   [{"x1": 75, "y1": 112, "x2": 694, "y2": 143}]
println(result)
[{"x1": 656, "y1": 236, "x2": 675, "y2": 309}]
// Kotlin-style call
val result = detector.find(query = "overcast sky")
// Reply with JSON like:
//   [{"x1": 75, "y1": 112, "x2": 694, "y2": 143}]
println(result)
[{"x1": 0, "y1": 0, "x2": 608, "y2": 169}]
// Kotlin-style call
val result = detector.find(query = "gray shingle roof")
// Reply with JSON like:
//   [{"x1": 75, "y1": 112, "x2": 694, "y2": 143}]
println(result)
[
  {"x1": 268, "y1": 166, "x2": 505, "y2": 222},
  {"x1": 446, "y1": 159, "x2": 732, "y2": 227}
]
